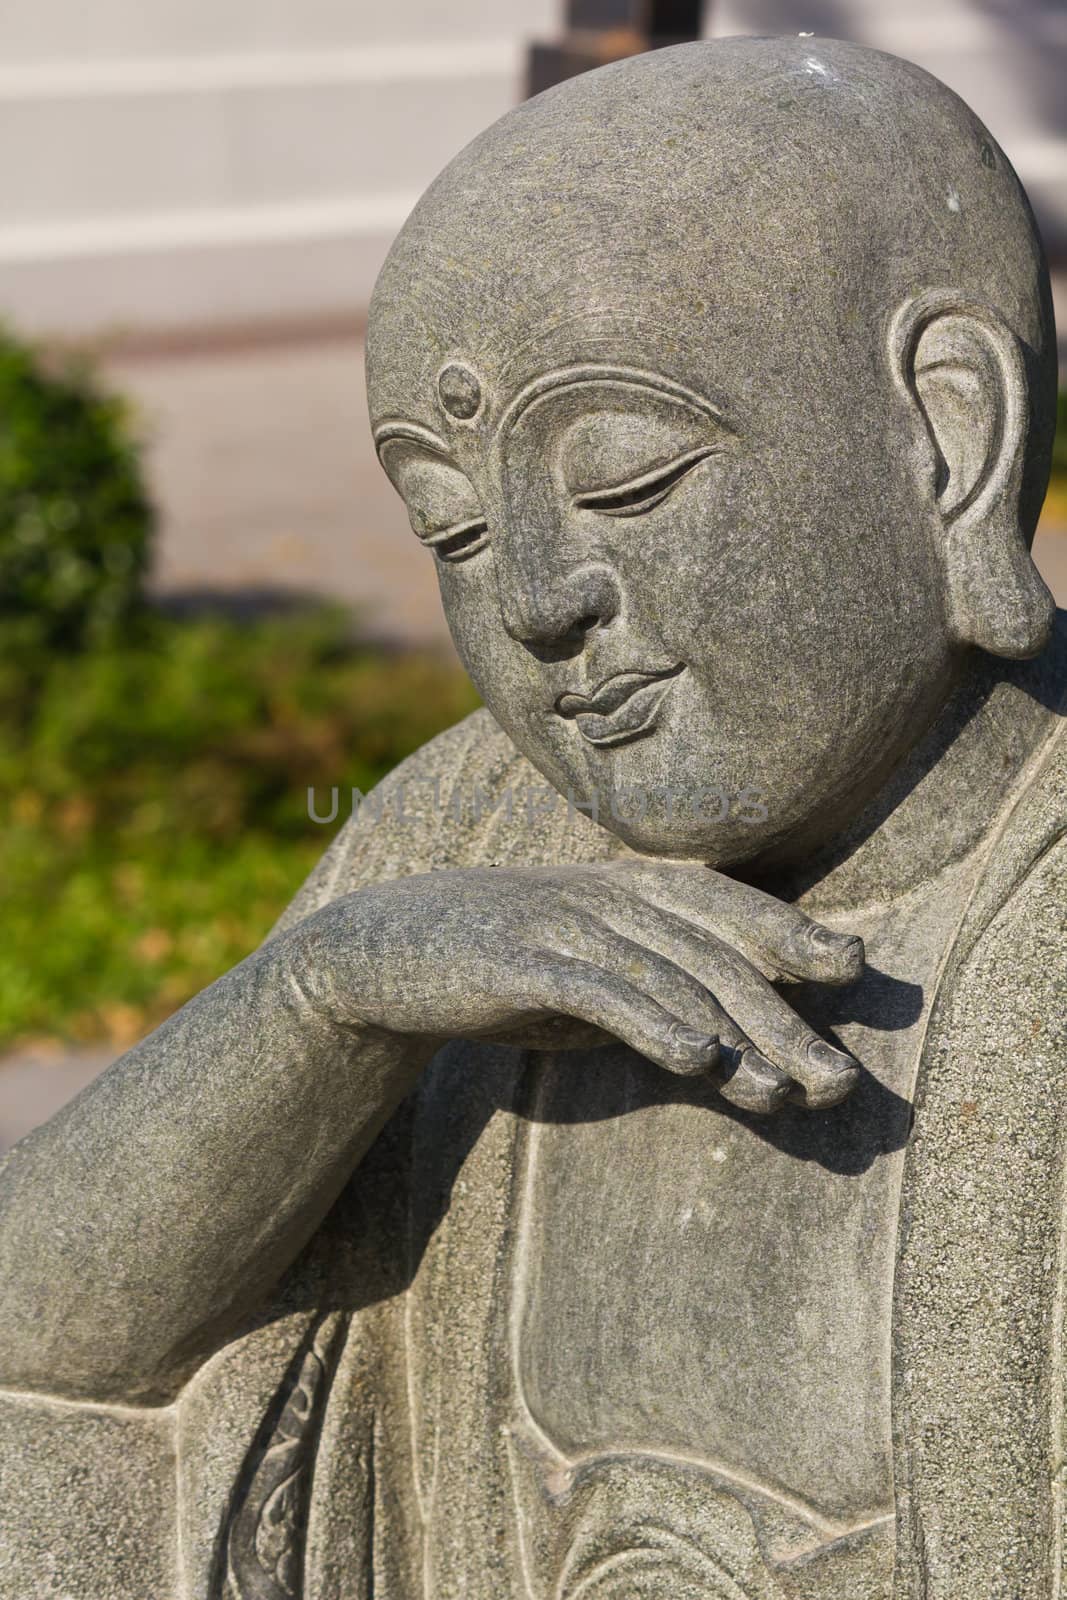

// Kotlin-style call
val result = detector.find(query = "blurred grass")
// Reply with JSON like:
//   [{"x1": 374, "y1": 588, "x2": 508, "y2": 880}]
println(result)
[{"x1": 0, "y1": 608, "x2": 478, "y2": 1049}]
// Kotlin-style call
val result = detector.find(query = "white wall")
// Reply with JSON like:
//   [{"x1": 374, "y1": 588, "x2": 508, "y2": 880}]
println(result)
[{"x1": 0, "y1": 1, "x2": 560, "y2": 337}]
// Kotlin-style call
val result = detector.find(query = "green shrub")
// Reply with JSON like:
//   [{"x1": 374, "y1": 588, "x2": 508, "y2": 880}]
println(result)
[{"x1": 0, "y1": 328, "x2": 154, "y2": 654}]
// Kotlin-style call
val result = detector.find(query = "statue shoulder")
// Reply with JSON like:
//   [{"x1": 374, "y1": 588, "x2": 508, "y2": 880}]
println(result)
[
  {"x1": 270, "y1": 708, "x2": 622, "y2": 936},
  {"x1": 940, "y1": 823, "x2": 1066, "y2": 1048},
  {"x1": 945, "y1": 714, "x2": 1067, "y2": 988}
]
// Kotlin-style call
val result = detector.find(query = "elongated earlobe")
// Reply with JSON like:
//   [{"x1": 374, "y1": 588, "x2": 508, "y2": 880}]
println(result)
[{"x1": 889, "y1": 288, "x2": 1054, "y2": 659}]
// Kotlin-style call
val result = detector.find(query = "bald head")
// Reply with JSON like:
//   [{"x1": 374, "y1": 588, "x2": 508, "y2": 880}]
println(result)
[{"x1": 368, "y1": 37, "x2": 1054, "y2": 512}]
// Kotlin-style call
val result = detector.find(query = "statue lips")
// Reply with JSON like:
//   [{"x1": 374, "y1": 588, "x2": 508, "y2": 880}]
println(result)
[{"x1": 555, "y1": 664, "x2": 685, "y2": 748}]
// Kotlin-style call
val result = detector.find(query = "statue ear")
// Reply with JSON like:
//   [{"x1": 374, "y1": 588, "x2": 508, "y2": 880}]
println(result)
[{"x1": 890, "y1": 287, "x2": 1054, "y2": 658}]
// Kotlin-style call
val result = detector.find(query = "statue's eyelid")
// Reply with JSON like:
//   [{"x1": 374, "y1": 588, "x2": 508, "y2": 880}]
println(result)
[
  {"x1": 573, "y1": 445, "x2": 717, "y2": 516},
  {"x1": 375, "y1": 432, "x2": 489, "y2": 560},
  {"x1": 422, "y1": 516, "x2": 490, "y2": 563}
]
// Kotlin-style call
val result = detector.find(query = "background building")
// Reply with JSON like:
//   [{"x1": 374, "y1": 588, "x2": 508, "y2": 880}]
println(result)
[{"x1": 0, "y1": 0, "x2": 557, "y2": 337}]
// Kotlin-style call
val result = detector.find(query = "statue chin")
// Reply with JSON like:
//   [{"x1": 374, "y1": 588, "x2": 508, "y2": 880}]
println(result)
[{"x1": 585, "y1": 796, "x2": 795, "y2": 873}]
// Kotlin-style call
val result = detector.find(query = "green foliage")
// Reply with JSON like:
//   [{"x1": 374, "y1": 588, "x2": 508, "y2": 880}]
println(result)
[
  {"x1": 0, "y1": 610, "x2": 479, "y2": 1046},
  {"x1": 0, "y1": 328, "x2": 153, "y2": 654}
]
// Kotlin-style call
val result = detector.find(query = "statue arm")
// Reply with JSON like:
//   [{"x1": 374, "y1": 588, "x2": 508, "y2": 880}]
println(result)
[{"x1": 0, "y1": 922, "x2": 435, "y2": 1407}]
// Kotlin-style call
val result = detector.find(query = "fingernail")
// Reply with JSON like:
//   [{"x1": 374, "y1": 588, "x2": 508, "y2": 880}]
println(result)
[
  {"x1": 811, "y1": 926, "x2": 862, "y2": 954},
  {"x1": 721, "y1": 1049, "x2": 790, "y2": 1114},
  {"x1": 739, "y1": 1048, "x2": 792, "y2": 1097},
  {"x1": 807, "y1": 1038, "x2": 858, "y2": 1076},
  {"x1": 671, "y1": 1024, "x2": 718, "y2": 1054}
]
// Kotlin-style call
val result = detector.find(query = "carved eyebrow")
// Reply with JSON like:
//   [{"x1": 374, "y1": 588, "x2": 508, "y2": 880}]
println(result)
[
  {"x1": 574, "y1": 446, "x2": 717, "y2": 516},
  {"x1": 494, "y1": 364, "x2": 729, "y2": 445},
  {"x1": 373, "y1": 419, "x2": 453, "y2": 465}
]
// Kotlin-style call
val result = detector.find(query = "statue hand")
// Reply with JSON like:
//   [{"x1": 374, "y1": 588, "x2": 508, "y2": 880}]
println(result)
[{"x1": 289, "y1": 861, "x2": 864, "y2": 1115}]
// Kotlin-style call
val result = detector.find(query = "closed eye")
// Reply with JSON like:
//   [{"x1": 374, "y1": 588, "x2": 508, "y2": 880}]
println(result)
[
  {"x1": 574, "y1": 446, "x2": 716, "y2": 517},
  {"x1": 421, "y1": 517, "x2": 490, "y2": 562}
]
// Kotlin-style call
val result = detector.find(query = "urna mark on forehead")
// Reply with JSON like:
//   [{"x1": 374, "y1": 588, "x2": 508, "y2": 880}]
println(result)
[{"x1": 366, "y1": 33, "x2": 1048, "y2": 431}]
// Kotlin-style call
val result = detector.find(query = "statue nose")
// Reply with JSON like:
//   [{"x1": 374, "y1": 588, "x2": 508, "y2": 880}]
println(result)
[{"x1": 498, "y1": 560, "x2": 620, "y2": 649}]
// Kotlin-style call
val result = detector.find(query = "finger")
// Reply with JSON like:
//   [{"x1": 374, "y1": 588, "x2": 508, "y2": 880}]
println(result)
[
  {"x1": 765, "y1": 916, "x2": 865, "y2": 987},
  {"x1": 558, "y1": 925, "x2": 791, "y2": 1116},
  {"x1": 519, "y1": 951, "x2": 720, "y2": 1080},
  {"x1": 703, "y1": 948, "x2": 859, "y2": 1108},
  {"x1": 716, "y1": 1045, "x2": 793, "y2": 1115},
  {"x1": 570, "y1": 890, "x2": 859, "y2": 1109},
  {"x1": 587, "y1": 862, "x2": 864, "y2": 986}
]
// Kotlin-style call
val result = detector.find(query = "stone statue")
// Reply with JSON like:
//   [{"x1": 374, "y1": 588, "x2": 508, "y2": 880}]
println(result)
[{"x1": 1, "y1": 35, "x2": 1063, "y2": 1600}]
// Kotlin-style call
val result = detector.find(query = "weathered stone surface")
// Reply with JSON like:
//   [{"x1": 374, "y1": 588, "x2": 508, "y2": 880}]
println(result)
[{"x1": 0, "y1": 34, "x2": 1064, "y2": 1600}]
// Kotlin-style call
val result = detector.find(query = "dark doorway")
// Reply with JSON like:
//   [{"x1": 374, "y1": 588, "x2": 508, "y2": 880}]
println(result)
[{"x1": 527, "y1": 1, "x2": 708, "y2": 97}]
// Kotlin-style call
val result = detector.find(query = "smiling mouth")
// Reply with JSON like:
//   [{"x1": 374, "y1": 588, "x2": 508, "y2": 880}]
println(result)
[{"x1": 555, "y1": 663, "x2": 685, "y2": 748}]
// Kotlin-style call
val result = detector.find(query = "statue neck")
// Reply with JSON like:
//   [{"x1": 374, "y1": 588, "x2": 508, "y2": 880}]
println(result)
[{"x1": 762, "y1": 613, "x2": 1067, "y2": 916}]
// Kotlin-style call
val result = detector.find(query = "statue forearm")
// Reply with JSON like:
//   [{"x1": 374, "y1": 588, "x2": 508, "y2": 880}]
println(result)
[{"x1": 0, "y1": 929, "x2": 432, "y2": 1407}]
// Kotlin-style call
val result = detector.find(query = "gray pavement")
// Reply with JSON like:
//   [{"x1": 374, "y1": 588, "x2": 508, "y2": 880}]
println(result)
[{"x1": 0, "y1": 1047, "x2": 114, "y2": 1156}]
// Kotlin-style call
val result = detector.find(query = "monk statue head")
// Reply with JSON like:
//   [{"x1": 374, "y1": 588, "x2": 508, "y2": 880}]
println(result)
[{"x1": 366, "y1": 36, "x2": 1057, "y2": 865}]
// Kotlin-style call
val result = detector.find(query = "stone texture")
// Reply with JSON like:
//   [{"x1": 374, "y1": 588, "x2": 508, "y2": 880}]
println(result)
[{"x1": 0, "y1": 35, "x2": 1064, "y2": 1600}]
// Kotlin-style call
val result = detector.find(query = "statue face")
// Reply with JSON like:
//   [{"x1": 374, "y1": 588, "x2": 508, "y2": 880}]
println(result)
[
  {"x1": 367, "y1": 33, "x2": 1052, "y2": 864},
  {"x1": 375, "y1": 319, "x2": 956, "y2": 865}
]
